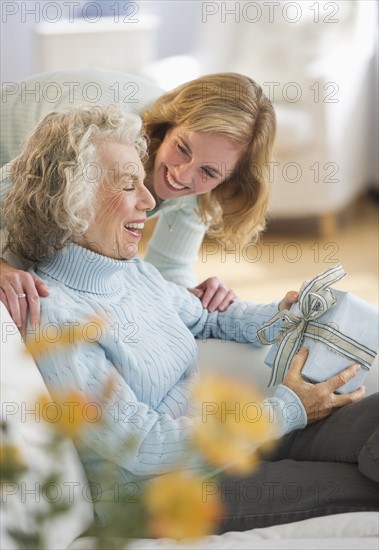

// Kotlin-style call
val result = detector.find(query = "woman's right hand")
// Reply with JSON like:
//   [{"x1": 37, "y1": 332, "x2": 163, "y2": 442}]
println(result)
[
  {"x1": 0, "y1": 259, "x2": 49, "y2": 333},
  {"x1": 283, "y1": 347, "x2": 365, "y2": 424},
  {"x1": 188, "y1": 276, "x2": 238, "y2": 312}
]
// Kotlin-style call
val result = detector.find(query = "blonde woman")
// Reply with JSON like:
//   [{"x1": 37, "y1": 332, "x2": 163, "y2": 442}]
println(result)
[{"x1": 0, "y1": 69, "x2": 275, "y2": 332}]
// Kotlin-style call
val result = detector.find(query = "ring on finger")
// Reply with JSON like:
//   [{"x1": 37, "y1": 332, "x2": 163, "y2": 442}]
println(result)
[{"x1": 17, "y1": 293, "x2": 27, "y2": 299}]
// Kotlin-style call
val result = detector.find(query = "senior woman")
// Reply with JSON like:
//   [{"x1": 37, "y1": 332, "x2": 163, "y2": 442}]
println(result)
[
  {"x1": 3, "y1": 106, "x2": 378, "y2": 532},
  {"x1": 0, "y1": 68, "x2": 275, "y2": 332}
]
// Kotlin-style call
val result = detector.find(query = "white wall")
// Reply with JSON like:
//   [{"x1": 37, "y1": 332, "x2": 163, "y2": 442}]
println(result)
[{"x1": 0, "y1": 0, "x2": 198, "y2": 84}]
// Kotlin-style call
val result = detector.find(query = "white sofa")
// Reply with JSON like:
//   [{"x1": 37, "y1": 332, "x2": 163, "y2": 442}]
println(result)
[{"x1": 1, "y1": 302, "x2": 378, "y2": 549}]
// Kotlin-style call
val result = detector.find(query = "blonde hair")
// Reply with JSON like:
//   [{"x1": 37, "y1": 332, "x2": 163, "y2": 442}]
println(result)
[
  {"x1": 3, "y1": 105, "x2": 146, "y2": 262},
  {"x1": 143, "y1": 73, "x2": 276, "y2": 244}
]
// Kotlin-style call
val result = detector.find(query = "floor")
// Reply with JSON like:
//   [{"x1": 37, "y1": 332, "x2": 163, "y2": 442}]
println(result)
[{"x1": 140, "y1": 193, "x2": 378, "y2": 306}]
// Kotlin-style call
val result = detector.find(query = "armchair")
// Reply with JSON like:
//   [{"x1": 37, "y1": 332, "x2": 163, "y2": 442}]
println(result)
[{"x1": 142, "y1": 1, "x2": 377, "y2": 238}]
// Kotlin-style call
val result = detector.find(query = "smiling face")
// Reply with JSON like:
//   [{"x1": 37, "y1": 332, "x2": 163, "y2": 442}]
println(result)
[
  {"x1": 80, "y1": 141, "x2": 156, "y2": 260},
  {"x1": 151, "y1": 127, "x2": 243, "y2": 200}
]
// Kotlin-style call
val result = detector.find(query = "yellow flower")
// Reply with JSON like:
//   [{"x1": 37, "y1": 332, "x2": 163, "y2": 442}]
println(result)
[
  {"x1": 144, "y1": 470, "x2": 222, "y2": 540},
  {"x1": 25, "y1": 316, "x2": 105, "y2": 357},
  {"x1": 0, "y1": 443, "x2": 26, "y2": 483},
  {"x1": 192, "y1": 374, "x2": 275, "y2": 474},
  {"x1": 37, "y1": 389, "x2": 102, "y2": 440}
]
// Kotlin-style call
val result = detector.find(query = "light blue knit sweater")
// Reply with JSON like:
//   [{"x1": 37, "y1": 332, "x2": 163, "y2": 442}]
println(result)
[{"x1": 26, "y1": 244, "x2": 306, "y2": 524}]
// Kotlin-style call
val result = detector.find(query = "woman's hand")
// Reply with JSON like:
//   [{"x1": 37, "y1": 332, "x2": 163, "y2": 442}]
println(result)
[
  {"x1": 283, "y1": 347, "x2": 365, "y2": 424},
  {"x1": 0, "y1": 259, "x2": 49, "y2": 333},
  {"x1": 188, "y1": 277, "x2": 238, "y2": 312},
  {"x1": 279, "y1": 290, "x2": 299, "y2": 311}
]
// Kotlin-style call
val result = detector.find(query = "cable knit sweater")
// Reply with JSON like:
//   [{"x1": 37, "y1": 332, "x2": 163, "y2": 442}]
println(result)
[{"x1": 26, "y1": 243, "x2": 307, "y2": 524}]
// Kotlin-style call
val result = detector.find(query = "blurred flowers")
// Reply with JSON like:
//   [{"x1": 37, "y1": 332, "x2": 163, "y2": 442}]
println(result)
[
  {"x1": 37, "y1": 389, "x2": 102, "y2": 441},
  {"x1": 0, "y1": 424, "x2": 26, "y2": 484},
  {"x1": 3, "y1": 371, "x2": 273, "y2": 547},
  {"x1": 25, "y1": 316, "x2": 105, "y2": 357},
  {"x1": 144, "y1": 470, "x2": 222, "y2": 540},
  {"x1": 192, "y1": 374, "x2": 275, "y2": 474},
  {"x1": 4, "y1": 316, "x2": 276, "y2": 547}
]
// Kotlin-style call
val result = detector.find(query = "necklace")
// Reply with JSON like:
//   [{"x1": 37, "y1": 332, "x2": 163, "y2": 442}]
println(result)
[
  {"x1": 145, "y1": 177, "x2": 186, "y2": 233},
  {"x1": 162, "y1": 197, "x2": 185, "y2": 233}
]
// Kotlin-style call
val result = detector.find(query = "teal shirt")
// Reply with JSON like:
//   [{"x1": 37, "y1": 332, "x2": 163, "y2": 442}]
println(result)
[
  {"x1": 26, "y1": 243, "x2": 307, "y2": 524},
  {"x1": 0, "y1": 69, "x2": 206, "y2": 286}
]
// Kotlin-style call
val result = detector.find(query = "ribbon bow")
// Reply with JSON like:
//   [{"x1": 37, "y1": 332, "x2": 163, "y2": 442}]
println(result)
[{"x1": 257, "y1": 264, "x2": 376, "y2": 387}]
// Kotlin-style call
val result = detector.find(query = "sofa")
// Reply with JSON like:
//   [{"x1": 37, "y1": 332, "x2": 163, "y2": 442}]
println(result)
[{"x1": 1, "y1": 302, "x2": 378, "y2": 549}]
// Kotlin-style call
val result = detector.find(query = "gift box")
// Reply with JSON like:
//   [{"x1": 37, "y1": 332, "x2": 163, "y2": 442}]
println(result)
[{"x1": 257, "y1": 265, "x2": 378, "y2": 394}]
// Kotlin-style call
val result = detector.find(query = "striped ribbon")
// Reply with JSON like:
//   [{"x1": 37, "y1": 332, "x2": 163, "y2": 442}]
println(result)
[{"x1": 257, "y1": 265, "x2": 376, "y2": 387}]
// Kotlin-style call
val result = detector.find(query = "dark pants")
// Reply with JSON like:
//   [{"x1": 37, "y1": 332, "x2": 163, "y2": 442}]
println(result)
[{"x1": 215, "y1": 392, "x2": 379, "y2": 532}]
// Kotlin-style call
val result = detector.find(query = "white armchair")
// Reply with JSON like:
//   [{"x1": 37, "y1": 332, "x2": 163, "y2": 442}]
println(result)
[{"x1": 142, "y1": 1, "x2": 377, "y2": 237}]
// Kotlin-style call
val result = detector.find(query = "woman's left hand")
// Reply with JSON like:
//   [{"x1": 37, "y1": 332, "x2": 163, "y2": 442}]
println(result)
[
  {"x1": 283, "y1": 347, "x2": 365, "y2": 424},
  {"x1": 188, "y1": 277, "x2": 238, "y2": 312}
]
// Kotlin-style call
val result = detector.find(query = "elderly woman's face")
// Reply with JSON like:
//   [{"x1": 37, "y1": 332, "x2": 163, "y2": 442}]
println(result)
[
  {"x1": 152, "y1": 127, "x2": 243, "y2": 200},
  {"x1": 81, "y1": 141, "x2": 156, "y2": 260}
]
